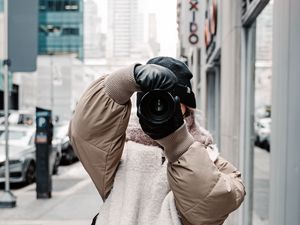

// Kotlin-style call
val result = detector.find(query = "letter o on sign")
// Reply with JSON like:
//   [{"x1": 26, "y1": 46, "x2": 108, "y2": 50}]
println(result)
[{"x1": 189, "y1": 33, "x2": 199, "y2": 45}]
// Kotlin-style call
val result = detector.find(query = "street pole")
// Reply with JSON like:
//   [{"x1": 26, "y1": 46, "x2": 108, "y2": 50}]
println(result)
[
  {"x1": 239, "y1": 23, "x2": 256, "y2": 225},
  {"x1": 50, "y1": 54, "x2": 54, "y2": 112},
  {"x1": 0, "y1": 0, "x2": 17, "y2": 208}
]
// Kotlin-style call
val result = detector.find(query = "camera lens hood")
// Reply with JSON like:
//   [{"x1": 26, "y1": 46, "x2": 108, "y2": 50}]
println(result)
[{"x1": 138, "y1": 90, "x2": 176, "y2": 125}]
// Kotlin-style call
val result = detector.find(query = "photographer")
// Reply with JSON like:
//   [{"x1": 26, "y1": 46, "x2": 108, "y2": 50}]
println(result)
[{"x1": 69, "y1": 57, "x2": 245, "y2": 225}]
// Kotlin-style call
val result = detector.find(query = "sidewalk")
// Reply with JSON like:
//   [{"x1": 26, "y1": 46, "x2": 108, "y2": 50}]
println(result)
[
  {"x1": 0, "y1": 162, "x2": 101, "y2": 225},
  {"x1": 0, "y1": 148, "x2": 270, "y2": 225}
]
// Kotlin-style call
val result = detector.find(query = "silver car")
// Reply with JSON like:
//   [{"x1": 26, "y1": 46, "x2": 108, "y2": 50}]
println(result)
[
  {"x1": 0, "y1": 125, "x2": 61, "y2": 184},
  {"x1": 53, "y1": 121, "x2": 77, "y2": 164}
]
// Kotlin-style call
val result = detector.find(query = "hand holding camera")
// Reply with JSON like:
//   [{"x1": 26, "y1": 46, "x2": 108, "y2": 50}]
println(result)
[
  {"x1": 134, "y1": 64, "x2": 178, "y2": 92},
  {"x1": 134, "y1": 64, "x2": 184, "y2": 140}
]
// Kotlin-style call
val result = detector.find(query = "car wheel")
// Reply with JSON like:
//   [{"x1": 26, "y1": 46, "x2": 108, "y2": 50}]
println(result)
[
  {"x1": 265, "y1": 141, "x2": 270, "y2": 152},
  {"x1": 261, "y1": 140, "x2": 269, "y2": 151},
  {"x1": 255, "y1": 135, "x2": 260, "y2": 146},
  {"x1": 25, "y1": 162, "x2": 36, "y2": 185},
  {"x1": 63, "y1": 147, "x2": 76, "y2": 165},
  {"x1": 52, "y1": 153, "x2": 60, "y2": 175}
]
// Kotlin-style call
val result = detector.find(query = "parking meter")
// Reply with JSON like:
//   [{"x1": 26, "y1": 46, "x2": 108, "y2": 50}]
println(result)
[{"x1": 35, "y1": 107, "x2": 53, "y2": 199}]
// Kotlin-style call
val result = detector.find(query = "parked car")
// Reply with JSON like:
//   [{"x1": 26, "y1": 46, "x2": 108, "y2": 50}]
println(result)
[
  {"x1": 0, "y1": 125, "x2": 61, "y2": 184},
  {"x1": 53, "y1": 121, "x2": 77, "y2": 164},
  {"x1": 254, "y1": 117, "x2": 271, "y2": 151},
  {"x1": 8, "y1": 110, "x2": 35, "y2": 126}
]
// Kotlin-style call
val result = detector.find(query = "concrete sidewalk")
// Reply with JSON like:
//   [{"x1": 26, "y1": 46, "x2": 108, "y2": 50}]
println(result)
[
  {"x1": 0, "y1": 148, "x2": 270, "y2": 225},
  {"x1": 0, "y1": 162, "x2": 101, "y2": 225}
]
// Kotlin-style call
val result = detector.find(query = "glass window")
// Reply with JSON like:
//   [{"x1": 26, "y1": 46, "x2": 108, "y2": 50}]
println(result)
[
  {"x1": 42, "y1": 0, "x2": 79, "y2": 12},
  {"x1": 39, "y1": 24, "x2": 62, "y2": 36},
  {"x1": 62, "y1": 28, "x2": 79, "y2": 35},
  {"x1": 64, "y1": 1, "x2": 79, "y2": 11}
]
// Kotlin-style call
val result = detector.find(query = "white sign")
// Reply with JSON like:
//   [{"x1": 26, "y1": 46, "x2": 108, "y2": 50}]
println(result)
[{"x1": 180, "y1": 0, "x2": 201, "y2": 48}]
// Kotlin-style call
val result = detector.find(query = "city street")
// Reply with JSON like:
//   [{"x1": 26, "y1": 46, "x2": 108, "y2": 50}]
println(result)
[
  {"x1": 0, "y1": 146, "x2": 270, "y2": 225},
  {"x1": 0, "y1": 162, "x2": 101, "y2": 225}
]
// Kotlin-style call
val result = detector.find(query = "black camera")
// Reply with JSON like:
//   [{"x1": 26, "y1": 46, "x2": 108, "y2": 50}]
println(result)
[{"x1": 137, "y1": 90, "x2": 176, "y2": 125}]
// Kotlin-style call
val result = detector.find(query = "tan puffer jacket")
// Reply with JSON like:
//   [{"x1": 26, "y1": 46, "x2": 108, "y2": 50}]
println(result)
[{"x1": 69, "y1": 64, "x2": 245, "y2": 225}]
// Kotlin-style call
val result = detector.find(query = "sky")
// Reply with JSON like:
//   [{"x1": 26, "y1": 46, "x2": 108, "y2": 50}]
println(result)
[
  {"x1": 95, "y1": 0, "x2": 178, "y2": 57},
  {"x1": 144, "y1": 0, "x2": 178, "y2": 56}
]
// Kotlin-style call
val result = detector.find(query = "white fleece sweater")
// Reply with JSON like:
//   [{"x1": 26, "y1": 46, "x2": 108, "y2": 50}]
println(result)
[
  {"x1": 95, "y1": 110, "x2": 219, "y2": 225},
  {"x1": 96, "y1": 141, "x2": 182, "y2": 225}
]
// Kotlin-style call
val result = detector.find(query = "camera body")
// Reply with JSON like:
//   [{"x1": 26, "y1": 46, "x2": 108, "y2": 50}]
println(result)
[{"x1": 137, "y1": 90, "x2": 176, "y2": 125}]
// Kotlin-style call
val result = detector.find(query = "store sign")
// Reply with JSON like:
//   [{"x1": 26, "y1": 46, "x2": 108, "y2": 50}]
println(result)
[
  {"x1": 204, "y1": 0, "x2": 217, "y2": 48},
  {"x1": 180, "y1": 0, "x2": 201, "y2": 48},
  {"x1": 241, "y1": 0, "x2": 270, "y2": 26},
  {"x1": 204, "y1": 0, "x2": 219, "y2": 61},
  {"x1": 188, "y1": 0, "x2": 200, "y2": 45}
]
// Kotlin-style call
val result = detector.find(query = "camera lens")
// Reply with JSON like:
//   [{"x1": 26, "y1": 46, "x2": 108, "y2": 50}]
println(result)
[
  {"x1": 138, "y1": 90, "x2": 175, "y2": 125},
  {"x1": 151, "y1": 98, "x2": 166, "y2": 115}
]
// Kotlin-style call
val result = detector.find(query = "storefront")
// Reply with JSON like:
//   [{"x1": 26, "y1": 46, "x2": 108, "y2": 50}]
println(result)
[{"x1": 177, "y1": 0, "x2": 271, "y2": 224}]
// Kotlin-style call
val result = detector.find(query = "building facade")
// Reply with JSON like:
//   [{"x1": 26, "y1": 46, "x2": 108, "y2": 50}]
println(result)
[
  {"x1": 15, "y1": 55, "x2": 93, "y2": 121},
  {"x1": 106, "y1": 0, "x2": 148, "y2": 60},
  {"x1": 38, "y1": 0, "x2": 84, "y2": 60},
  {"x1": 84, "y1": 0, "x2": 105, "y2": 59},
  {"x1": 176, "y1": 0, "x2": 272, "y2": 224}
]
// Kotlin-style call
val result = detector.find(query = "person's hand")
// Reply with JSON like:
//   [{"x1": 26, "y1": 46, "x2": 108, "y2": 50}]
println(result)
[
  {"x1": 138, "y1": 96, "x2": 184, "y2": 140},
  {"x1": 134, "y1": 64, "x2": 177, "y2": 92}
]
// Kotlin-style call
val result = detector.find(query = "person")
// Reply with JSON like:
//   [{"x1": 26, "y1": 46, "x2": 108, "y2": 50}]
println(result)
[{"x1": 68, "y1": 56, "x2": 245, "y2": 225}]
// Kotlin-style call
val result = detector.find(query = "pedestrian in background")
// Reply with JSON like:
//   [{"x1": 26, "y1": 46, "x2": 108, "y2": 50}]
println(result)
[{"x1": 69, "y1": 56, "x2": 245, "y2": 225}]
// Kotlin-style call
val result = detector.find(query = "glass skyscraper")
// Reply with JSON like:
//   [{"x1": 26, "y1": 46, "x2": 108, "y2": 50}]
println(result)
[{"x1": 38, "y1": 0, "x2": 84, "y2": 60}]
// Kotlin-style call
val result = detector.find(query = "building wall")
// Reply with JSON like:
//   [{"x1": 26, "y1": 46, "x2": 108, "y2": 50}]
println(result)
[
  {"x1": 107, "y1": 0, "x2": 132, "y2": 58},
  {"x1": 38, "y1": 0, "x2": 84, "y2": 60},
  {"x1": 106, "y1": 0, "x2": 147, "y2": 60},
  {"x1": 220, "y1": 2, "x2": 243, "y2": 225},
  {"x1": 84, "y1": 0, "x2": 104, "y2": 59},
  {"x1": 177, "y1": 0, "x2": 243, "y2": 224},
  {"x1": 270, "y1": 0, "x2": 300, "y2": 224},
  {"x1": 15, "y1": 55, "x2": 91, "y2": 121}
]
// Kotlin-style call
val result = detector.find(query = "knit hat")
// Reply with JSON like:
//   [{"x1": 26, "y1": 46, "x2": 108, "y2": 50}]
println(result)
[{"x1": 146, "y1": 56, "x2": 196, "y2": 108}]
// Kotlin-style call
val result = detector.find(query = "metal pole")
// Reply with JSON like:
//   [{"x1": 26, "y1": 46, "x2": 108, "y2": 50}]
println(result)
[
  {"x1": 0, "y1": 0, "x2": 16, "y2": 208},
  {"x1": 50, "y1": 55, "x2": 54, "y2": 112},
  {"x1": 239, "y1": 23, "x2": 256, "y2": 225}
]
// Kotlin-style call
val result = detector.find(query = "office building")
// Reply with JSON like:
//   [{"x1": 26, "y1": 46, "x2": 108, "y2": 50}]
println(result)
[
  {"x1": 106, "y1": 0, "x2": 146, "y2": 60},
  {"x1": 38, "y1": 0, "x2": 84, "y2": 60},
  {"x1": 84, "y1": 0, "x2": 105, "y2": 59}
]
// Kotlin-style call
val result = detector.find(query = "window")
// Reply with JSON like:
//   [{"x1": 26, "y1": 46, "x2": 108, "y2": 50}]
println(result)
[
  {"x1": 40, "y1": 0, "x2": 80, "y2": 12},
  {"x1": 62, "y1": 28, "x2": 79, "y2": 35},
  {"x1": 39, "y1": 24, "x2": 62, "y2": 36}
]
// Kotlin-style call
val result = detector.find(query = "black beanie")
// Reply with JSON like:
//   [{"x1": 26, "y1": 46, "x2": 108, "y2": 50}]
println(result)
[{"x1": 146, "y1": 56, "x2": 196, "y2": 108}]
